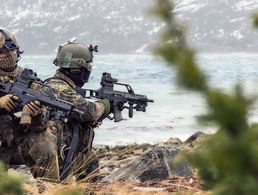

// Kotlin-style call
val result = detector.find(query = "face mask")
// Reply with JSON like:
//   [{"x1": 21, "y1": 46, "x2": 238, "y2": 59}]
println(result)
[
  {"x1": 70, "y1": 69, "x2": 91, "y2": 87},
  {"x1": 61, "y1": 67, "x2": 91, "y2": 88},
  {"x1": 72, "y1": 79, "x2": 85, "y2": 88},
  {"x1": 80, "y1": 68, "x2": 91, "y2": 84},
  {"x1": 0, "y1": 51, "x2": 17, "y2": 72}
]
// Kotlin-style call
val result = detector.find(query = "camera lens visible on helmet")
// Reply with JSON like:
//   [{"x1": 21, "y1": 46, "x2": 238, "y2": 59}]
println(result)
[
  {"x1": 0, "y1": 30, "x2": 18, "y2": 52},
  {"x1": 5, "y1": 42, "x2": 17, "y2": 51}
]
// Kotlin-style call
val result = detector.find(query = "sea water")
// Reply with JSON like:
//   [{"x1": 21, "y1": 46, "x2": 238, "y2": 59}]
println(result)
[{"x1": 20, "y1": 53, "x2": 258, "y2": 146}]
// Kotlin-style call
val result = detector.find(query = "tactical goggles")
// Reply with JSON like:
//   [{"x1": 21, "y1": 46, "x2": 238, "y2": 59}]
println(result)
[
  {"x1": 0, "y1": 30, "x2": 18, "y2": 53},
  {"x1": 69, "y1": 65, "x2": 92, "y2": 74}
]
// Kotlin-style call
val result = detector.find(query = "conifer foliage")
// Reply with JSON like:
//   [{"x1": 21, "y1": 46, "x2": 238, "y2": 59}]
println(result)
[
  {"x1": 152, "y1": 0, "x2": 258, "y2": 194},
  {"x1": 0, "y1": 162, "x2": 25, "y2": 195}
]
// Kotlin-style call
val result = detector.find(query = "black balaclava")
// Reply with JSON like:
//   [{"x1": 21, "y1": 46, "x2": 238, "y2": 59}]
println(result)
[{"x1": 60, "y1": 67, "x2": 91, "y2": 88}]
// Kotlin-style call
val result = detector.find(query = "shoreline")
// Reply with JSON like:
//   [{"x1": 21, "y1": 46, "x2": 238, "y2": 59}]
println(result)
[{"x1": 10, "y1": 131, "x2": 210, "y2": 195}]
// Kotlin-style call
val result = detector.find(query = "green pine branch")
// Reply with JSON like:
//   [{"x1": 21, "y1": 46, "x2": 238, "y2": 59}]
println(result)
[
  {"x1": 0, "y1": 162, "x2": 25, "y2": 195},
  {"x1": 151, "y1": 0, "x2": 258, "y2": 194}
]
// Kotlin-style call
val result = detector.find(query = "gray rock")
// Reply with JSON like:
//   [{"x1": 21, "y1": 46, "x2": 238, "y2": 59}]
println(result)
[
  {"x1": 104, "y1": 146, "x2": 192, "y2": 182},
  {"x1": 184, "y1": 131, "x2": 206, "y2": 144},
  {"x1": 163, "y1": 137, "x2": 183, "y2": 146}
]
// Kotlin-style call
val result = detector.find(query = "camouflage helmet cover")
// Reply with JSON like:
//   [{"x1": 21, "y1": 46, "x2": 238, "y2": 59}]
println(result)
[
  {"x1": 0, "y1": 28, "x2": 19, "y2": 52},
  {"x1": 54, "y1": 42, "x2": 93, "y2": 70}
]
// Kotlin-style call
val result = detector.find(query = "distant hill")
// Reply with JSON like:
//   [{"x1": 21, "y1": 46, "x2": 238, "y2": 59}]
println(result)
[
  {"x1": 175, "y1": 0, "x2": 258, "y2": 52},
  {"x1": 1, "y1": 0, "x2": 258, "y2": 54}
]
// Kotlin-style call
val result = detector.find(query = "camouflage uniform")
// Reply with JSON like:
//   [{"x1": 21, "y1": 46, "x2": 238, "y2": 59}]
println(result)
[
  {"x1": 0, "y1": 68, "x2": 60, "y2": 179},
  {"x1": 0, "y1": 28, "x2": 59, "y2": 179},
  {"x1": 0, "y1": 67, "x2": 23, "y2": 165},
  {"x1": 39, "y1": 70, "x2": 108, "y2": 180}
]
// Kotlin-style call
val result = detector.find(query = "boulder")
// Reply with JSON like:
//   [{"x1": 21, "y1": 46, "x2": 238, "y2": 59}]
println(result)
[{"x1": 103, "y1": 145, "x2": 192, "y2": 182}]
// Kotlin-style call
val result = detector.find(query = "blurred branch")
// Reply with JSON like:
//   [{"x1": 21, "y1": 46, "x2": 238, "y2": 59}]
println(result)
[
  {"x1": 0, "y1": 162, "x2": 25, "y2": 195},
  {"x1": 151, "y1": 0, "x2": 258, "y2": 194}
]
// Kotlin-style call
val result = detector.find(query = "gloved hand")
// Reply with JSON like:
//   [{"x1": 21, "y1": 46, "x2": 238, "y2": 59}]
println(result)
[
  {"x1": 0, "y1": 94, "x2": 18, "y2": 112},
  {"x1": 20, "y1": 101, "x2": 42, "y2": 125},
  {"x1": 22, "y1": 100, "x2": 42, "y2": 117}
]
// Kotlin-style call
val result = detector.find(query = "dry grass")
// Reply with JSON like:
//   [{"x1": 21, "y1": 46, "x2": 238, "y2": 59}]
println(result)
[
  {"x1": 21, "y1": 143, "x2": 208, "y2": 195},
  {"x1": 22, "y1": 175, "x2": 208, "y2": 195}
]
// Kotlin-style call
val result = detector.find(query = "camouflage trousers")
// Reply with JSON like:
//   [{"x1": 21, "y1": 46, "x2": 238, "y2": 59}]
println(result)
[
  {"x1": 0, "y1": 114, "x2": 58, "y2": 180},
  {"x1": 47, "y1": 120, "x2": 98, "y2": 182},
  {"x1": 0, "y1": 120, "x2": 97, "y2": 182},
  {"x1": 19, "y1": 129, "x2": 59, "y2": 180}
]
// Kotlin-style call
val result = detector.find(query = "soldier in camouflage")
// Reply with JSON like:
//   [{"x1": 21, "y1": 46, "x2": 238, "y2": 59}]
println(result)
[
  {"x1": 40, "y1": 40, "x2": 110, "y2": 181},
  {"x1": 0, "y1": 28, "x2": 23, "y2": 166},
  {"x1": 0, "y1": 28, "x2": 58, "y2": 179}
]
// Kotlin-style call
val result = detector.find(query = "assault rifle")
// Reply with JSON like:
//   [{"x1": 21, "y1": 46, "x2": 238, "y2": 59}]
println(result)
[
  {"x1": 76, "y1": 72, "x2": 154, "y2": 122},
  {"x1": 60, "y1": 73, "x2": 154, "y2": 181},
  {"x1": 0, "y1": 69, "x2": 153, "y2": 181},
  {"x1": 0, "y1": 68, "x2": 79, "y2": 122}
]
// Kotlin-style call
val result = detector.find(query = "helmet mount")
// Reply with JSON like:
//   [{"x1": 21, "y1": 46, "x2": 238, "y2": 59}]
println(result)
[{"x1": 0, "y1": 29, "x2": 19, "y2": 53}]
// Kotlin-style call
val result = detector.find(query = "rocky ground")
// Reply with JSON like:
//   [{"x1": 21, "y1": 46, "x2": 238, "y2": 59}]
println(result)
[{"x1": 9, "y1": 131, "x2": 210, "y2": 195}]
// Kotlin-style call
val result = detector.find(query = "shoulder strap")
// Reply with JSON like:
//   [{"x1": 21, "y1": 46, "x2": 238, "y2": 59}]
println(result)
[{"x1": 44, "y1": 76, "x2": 64, "y2": 83}]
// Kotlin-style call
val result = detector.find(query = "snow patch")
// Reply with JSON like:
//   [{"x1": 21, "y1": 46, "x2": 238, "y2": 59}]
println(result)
[
  {"x1": 53, "y1": 26, "x2": 62, "y2": 33},
  {"x1": 231, "y1": 30, "x2": 244, "y2": 39},
  {"x1": 234, "y1": 1, "x2": 258, "y2": 11},
  {"x1": 230, "y1": 17, "x2": 245, "y2": 23},
  {"x1": 68, "y1": 15, "x2": 80, "y2": 21},
  {"x1": 175, "y1": 0, "x2": 207, "y2": 13}
]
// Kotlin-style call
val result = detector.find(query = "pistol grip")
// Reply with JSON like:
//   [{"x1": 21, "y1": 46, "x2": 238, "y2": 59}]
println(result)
[{"x1": 114, "y1": 106, "x2": 123, "y2": 122}]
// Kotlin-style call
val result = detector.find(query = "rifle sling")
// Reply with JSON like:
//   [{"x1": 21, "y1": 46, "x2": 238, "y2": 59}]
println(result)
[{"x1": 60, "y1": 120, "x2": 80, "y2": 181}]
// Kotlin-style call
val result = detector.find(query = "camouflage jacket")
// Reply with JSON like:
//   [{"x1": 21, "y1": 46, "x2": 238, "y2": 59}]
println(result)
[
  {"x1": 0, "y1": 66, "x2": 23, "y2": 146},
  {"x1": 0, "y1": 67, "x2": 47, "y2": 145},
  {"x1": 40, "y1": 70, "x2": 110, "y2": 156},
  {"x1": 42, "y1": 70, "x2": 108, "y2": 124}
]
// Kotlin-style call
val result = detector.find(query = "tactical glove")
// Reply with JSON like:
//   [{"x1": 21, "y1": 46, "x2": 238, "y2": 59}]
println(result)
[
  {"x1": 20, "y1": 101, "x2": 42, "y2": 125},
  {"x1": 0, "y1": 94, "x2": 18, "y2": 112},
  {"x1": 22, "y1": 101, "x2": 42, "y2": 117}
]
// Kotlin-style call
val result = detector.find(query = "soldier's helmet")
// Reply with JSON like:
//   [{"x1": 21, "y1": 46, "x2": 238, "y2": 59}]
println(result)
[
  {"x1": 54, "y1": 40, "x2": 95, "y2": 71},
  {"x1": 0, "y1": 28, "x2": 19, "y2": 52},
  {"x1": 54, "y1": 39, "x2": 98, "y2": 85},
  {"x1": 0, "y1": 28, "x2": 22, "y2": 71}
]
